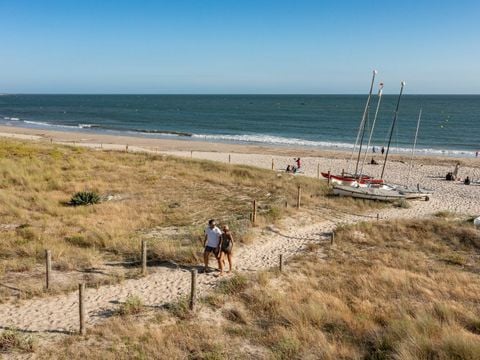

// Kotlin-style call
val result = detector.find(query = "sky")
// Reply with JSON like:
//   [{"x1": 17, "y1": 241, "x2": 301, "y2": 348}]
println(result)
[{"x1": 1, "y1": 0, "x2": 479, "y2": 94}]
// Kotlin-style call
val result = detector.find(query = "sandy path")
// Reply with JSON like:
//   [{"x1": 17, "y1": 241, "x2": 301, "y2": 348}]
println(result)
[{"x1": 0, "y1": 211, "x2": 356, "y2": 334}]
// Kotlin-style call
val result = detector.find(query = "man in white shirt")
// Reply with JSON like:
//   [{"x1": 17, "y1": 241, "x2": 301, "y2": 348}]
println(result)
[{"x1": 203, "y1": 219, "x2": 222, "y2": 273}]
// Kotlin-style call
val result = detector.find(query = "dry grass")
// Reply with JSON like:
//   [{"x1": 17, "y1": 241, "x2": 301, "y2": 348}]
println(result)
[
  {"x1": 0, "y1": 138, "x2": 390, "y2": 301},
  {"x1": 0, "y1": 329, "x2": 36, "y2": 354},
  {"x1": 116, "y1": 295, "x2": 144, "y2": 316},
  {"x1": 0, "y1": 139, "x2": 317, "y2": 270},
  {"x1": 36, "y1": 219, "x2": 480, "y2": 359}
]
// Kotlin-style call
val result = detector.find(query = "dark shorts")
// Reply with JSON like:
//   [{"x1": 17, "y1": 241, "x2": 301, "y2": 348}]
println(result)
[
  {"x1": 204, "y1": 246, "x2": 219, "y2": 255},
  {"x1": 221, "y1": 245, "x2": 233, "y2": 254}
]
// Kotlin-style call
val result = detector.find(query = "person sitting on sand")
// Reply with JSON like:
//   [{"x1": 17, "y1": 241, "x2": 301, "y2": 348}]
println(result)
[
  {"x1": 203, "y1": 219, "x2": 222, "y2": 273},
  {"x1": 286, "y1": 165, "x2": 292, "y2": 173},
  {"x1": 219, "y1": 225, "x2": 234, "y2": 275},
  {"x1": 464, "y1": 176, "x2": 471, "y2": 185},
  {"x1": 446, "y1": 172, "x2": 453, "y2": 181},
  {"x1": 370, "y1": 158, "x2": 378, "y2": 165}
]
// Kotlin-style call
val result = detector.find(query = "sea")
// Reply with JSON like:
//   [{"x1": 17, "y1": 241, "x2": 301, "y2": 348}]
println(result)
[{"x1": 0, "y1": 94, "x2": 479, "y2": 157}]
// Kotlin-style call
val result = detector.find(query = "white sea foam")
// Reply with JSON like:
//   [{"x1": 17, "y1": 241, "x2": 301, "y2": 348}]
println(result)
[
  {"x1": 192, "y1": 133, "x2": 354, "y2": 149},
  {"x1": 23, "y1": 120, "x2": 79, "y2": 130},
  {"x1": 24, "y1": 120, "x2": 53, "y2": 127},
  {"x1": 191, "y1": 133, "x2": 474, "y2": 157}
]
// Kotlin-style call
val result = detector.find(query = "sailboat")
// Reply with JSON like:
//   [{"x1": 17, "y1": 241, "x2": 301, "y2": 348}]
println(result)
[
  {"x1": 390, "y1": 109, "x2": 433, "y2": 200},
  {"x1": 333, "y1": 81, "x2": 407, "y2": 201},
  {"x1": 323, "y1": 70, "x2": 385, "y2": 186}
]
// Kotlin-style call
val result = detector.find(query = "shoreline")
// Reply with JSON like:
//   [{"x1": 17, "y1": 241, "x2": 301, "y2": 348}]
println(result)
[
  {"x1": 0, "y1": 120, "x2": 478, "y2": 159},
  {"x1": 0, "y1": 124, "x2": 479, "y2": 167}
]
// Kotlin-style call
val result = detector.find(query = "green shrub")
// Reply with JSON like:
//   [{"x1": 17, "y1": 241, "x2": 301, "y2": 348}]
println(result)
[
  {"x1": 0, "y1": 330, "x2": 36, "y2": 353},
  {"x1": 165, "y1": 297, "x2": 193, "y2": 320},
  {"x1": 69, "y1": 191, "x2": 100, "y2": 206},
  {"x1": 394, "y1": 199, "x2": 411, "y2": 209},
  {"x1": 117, "y1": 295, "x2": 144, "y2": 316},
  {"x1": 217, "y1": 274, "x2": 248, "y2": 295},
  {"x1": 434, "y1": 210, "x2": 454, "y2": 218}
]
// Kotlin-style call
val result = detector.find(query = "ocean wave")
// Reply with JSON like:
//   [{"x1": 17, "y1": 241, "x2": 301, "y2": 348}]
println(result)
[
  {"x1": 24, "y1": 120, "x2": 57, "y2": 127},
  {"x1": 191, "y1": 133, "x2": 474, "y2": 157},
  {"x1": 23, "y1": 120, "x2": 83, "y2": 130},
  {"x1": 78, "y1": 123, "x2": 101, "y2": 129},
  {"x1": 1, "y1": 117, "x2": 475, "y2": 157},
  {"x1": 131, "y1": 129, "x2": 193, "y2": 137},
  {"x1": 192, "y1": 133, "x2": 354, "y2": 148}
]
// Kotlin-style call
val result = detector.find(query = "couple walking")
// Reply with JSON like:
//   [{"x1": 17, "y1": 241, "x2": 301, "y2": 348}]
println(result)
[{"x1": 203, "y1": 219, "x2": 234, "y2": 275}]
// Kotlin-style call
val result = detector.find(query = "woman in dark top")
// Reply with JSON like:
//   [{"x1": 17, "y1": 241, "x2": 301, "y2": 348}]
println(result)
[{"x1": 219, "y1": 225, "x2": 234, "y2": 274}]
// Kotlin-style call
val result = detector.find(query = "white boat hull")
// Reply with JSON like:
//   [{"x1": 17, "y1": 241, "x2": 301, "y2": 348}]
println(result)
[
  {"x1": 392, "y1": 184, "x2": 433, "y2": 200},
  {"x1": 332, "y1": 185, "x2": 405, "y2": 201}
]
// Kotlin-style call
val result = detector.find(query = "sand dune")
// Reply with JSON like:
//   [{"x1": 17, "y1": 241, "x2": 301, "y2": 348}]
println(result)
[{"x1": 0, "y1": 127, "x2": 479, "y2": 338}]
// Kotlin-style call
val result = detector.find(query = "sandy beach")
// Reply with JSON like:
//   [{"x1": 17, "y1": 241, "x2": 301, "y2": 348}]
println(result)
[{"x1": 1, "y1": 124, "x2": 479, "y2": 218}]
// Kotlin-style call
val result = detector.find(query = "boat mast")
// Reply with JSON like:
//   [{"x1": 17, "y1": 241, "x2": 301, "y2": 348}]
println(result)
[
  {"x1": 359, "y1": 83, "x2": 384, "y2": 178},
  {"x1": 346, "y1": 70, "x2": 377, "y2": 174},
  {"x1": 406, "y1": 108, "x2": 422, "y2": 187},
  {"x1": 380, "y1": 81, "x2": 406, "y2": 180}
]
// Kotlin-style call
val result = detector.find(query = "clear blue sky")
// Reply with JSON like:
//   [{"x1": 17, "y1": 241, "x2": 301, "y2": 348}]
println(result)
[{"x1": 1, "y1": 0, "x2": 479, "y2": 94}]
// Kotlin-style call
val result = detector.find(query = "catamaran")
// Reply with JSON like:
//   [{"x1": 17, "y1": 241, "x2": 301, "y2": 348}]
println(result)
[
  {"x1": 323, "y1": 70, "x2": 385, "y2": 186},
  {"x1": 333, "y1": 81, "x2": 407, "y2": 201}
]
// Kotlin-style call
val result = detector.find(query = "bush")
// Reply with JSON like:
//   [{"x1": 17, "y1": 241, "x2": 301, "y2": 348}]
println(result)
[
  {"x1": 217, "y1": 274, "x2": 248, "y2": 295},
  {"x1": 393, "y1": 199, "x2": 410, "y2": 209},
  {"x1": 69, "y1": 191, "x2": 100, "y2": 206},
  {"x1": 117, "y1": 295, "x2": 144, "y2": 316},
  {"x1": 0, "y1": 330, "x2": 36, "y2": 353}
]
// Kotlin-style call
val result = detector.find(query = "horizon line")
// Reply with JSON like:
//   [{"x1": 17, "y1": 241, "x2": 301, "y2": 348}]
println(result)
[{"x1": 2, "y1": 93, "x2": 480, "y2": 96}]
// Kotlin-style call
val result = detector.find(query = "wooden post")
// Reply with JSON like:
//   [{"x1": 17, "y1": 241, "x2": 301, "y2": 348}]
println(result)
[
  {"x1": 279, "y1": 254, "x2": 283, "y2": 272},
  {"x1": 190, "y1": 150, "x2": 193, "y2": 158},
  {"x1": 141, "y1": 240, "x2": 147, "y2": 276},
  {"x1": 45, "y1": 250, "x2": 51, "y2": 290},
  {"x1": 126, "y1": 144, "x2": 129, "y2": 152},
  {"x1": 331, "y1": 232, "x2": 335, "y2": 245},
  {"x1": 296, "y1": 186, "x2": 301, "y2": 209},
  {"x1": 285, "y1": 200, "x2": 288, "y2": 208},
  {"x1": 271, "y1": 158, "x2": 274, "y2": 170},
  {"x1": 327, "y1": 170, "x2": 331, "y2": 186},
  {"x1": 252, "y1": 200, "x2": 257, "y2": 224},
  {"x1": 228, "y1": 154, "x2": 231, "y2": 164},
  {"x1": 100, "y1": 143, "x2": 103, "y2": 149},
  {"x1": 189, "y1": 269, "x2": 197, "y2": 310},
  {"x1": 317, "y1": 163, "x2": 320, "y2": 179},
  {"x1": 79, "y1": 283, "x2": 86, "y2": 335},
  {"x1": 376, "y1": 213, "x2": 380, "y2": 221},
  {"x1": 50, "y1": 138, "x2": 53, "y2": 143},
  {"x1": 341, "y1": 169, "x2": 345, "y2": 177}
]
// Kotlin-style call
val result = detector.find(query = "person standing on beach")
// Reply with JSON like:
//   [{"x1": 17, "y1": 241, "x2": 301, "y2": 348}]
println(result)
[
  {"x1": 381, "y1": 147, "x2": 385, "y2": 155},
  {"x1": 219, "y1": 225, "x2": 234, "y2": 274},
  {"x1": 203, "y1": 219, "x2": 222, "y2": 273},
  {"x1": 295, "y1": 157, "x2": 301, "y2": 169}
]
